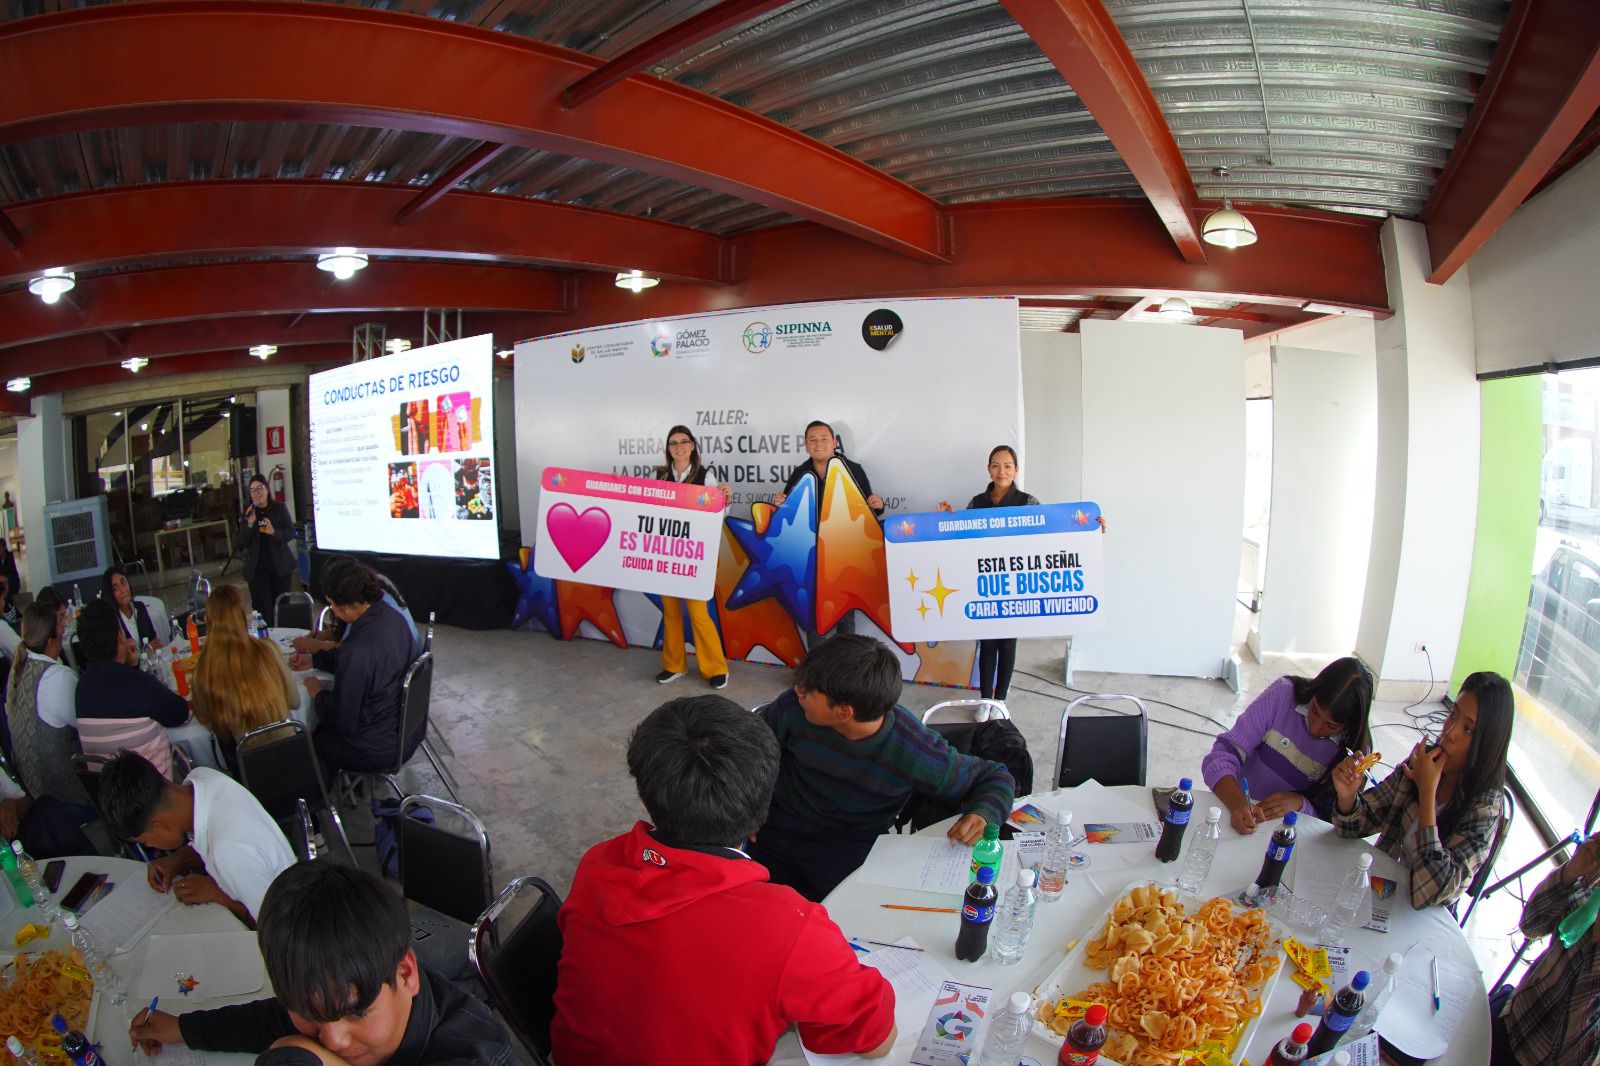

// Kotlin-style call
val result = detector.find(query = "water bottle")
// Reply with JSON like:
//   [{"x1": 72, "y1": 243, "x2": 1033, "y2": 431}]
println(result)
[
  {"x1": 1254, "y1": 811, "x2": 1298, "y2": 892},
  {"x1": 969, "y1": 823, "x2": 1003, "y2": 884},
  {"x1": 1154, "y1": 777, "x2": 1193, "y2": 862},
  {"x1": 1176, "y1": 806, "x2": 1223, "y2": 894},
  {"x1": 63, "y1": 914, "x2": 127, "y2": 1007},
  {"x1": 49, "y1": 1016, "x2": 100, "y2": 1066},
  {"x1": 978, "y1": 991, "x2": 1034, "y2": 1066},
  {"x1": 0, "y1": 839, "x2": 33, "y2": 908},
  {"x1": 11, "y1": 842, "x2": 56, "y2": 919},
  {"x1": 956, "y1": 865, "x2": 998, "y2": 962},
  {"x1": 1306, "y1": 970, "x2": 1369, "y2": 1055},
  {"x1": 1037, "y1": 809, "x2": 1074, "y2": 900},
  {"x1": 71, "y1": 584, "x2": 82, "y2": 609},
  {"x1": 7, "y1": 1037, "x2": 43, "y2": 1066},
  {"x1": 990, "y1": 868, "x2": 1038, "y2": 965},
  {"x1": 1264, "y1": 1022, "x2": 1313, "y2": 1066},
  {"x1": 1321, "y1": 852, "x2": 1373, "y2": 943},
  {"x1": 1352, "y1": 952, "x2": 1404, "y2": 1036}
]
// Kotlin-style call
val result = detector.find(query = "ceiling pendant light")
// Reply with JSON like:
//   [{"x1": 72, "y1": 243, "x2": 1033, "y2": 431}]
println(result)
[
  {"x1": 316, "y1": 247, "x2": 369, "y2": 280},
  {"x1": 27, "y1": 267, "x2": 76, "y2": 305},
  {"x1": 1158, "y1": 296, "x2": 1193, "y2": 319},
  {"x1": 121, "y1": 357, "x2": 150, "y2": 372},
  {"x1": 614, "y1": 269, "x2": 660, "y2": 293},
  {"x1": 1201, "y1": 167, "x2": 1257, "y2": 249},
  {"x1": 249, "y1": 344, "x2": 277, "y2": 360},
  {"x1": 6, "y1": 377, "x2": 31, "y2": 393},
  {"x1": 386, "y1": 338, "x2": 412, "y2": 354}
]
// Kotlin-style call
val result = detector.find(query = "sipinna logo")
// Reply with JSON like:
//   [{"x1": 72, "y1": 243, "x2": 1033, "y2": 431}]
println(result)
[
  {"x1": 570, "y1": 344, "x2": 585, "y2": 364},
  {"x1": 742, "y1": 321, "x2": 773, "y2": 353}
]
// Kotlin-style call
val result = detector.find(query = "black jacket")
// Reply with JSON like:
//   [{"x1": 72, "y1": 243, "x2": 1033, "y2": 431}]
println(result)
[
  {"x1": 178, "y1": 963, "x2": 516, "y2": 1066},
  {"x1": 115, "y1": 599, "x2": 159, "y2": 645},
  {"x1": 238, "y1": 500, "x2": 296, "y2": 581},
  {"x1": 75, "y1": 661, "x2": 190, "y2": 725},
  {"x1": 781, "y1": 455, "x2": 882, "y2": 518},
  {"x1": 310, "y1": 598, "x2": 416, "y2": 767},
  {"x1": 966, "y1": 484, "x2": 1041, "y2": 510}
]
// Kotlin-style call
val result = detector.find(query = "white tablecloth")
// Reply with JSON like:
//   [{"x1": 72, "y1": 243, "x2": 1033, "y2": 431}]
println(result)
[
  {"x1": 1, "y1": 856, "x2": 263, "y2": 1065},
  {"x1": 770, "y1": 784, "x2": 1490, "y2": 1066},
  {"x1": 164, "y1": 628, "x2": 327, "y2": 771}
]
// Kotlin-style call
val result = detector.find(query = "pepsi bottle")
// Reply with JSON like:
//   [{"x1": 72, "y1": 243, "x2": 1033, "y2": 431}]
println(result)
[
  {"x1": 1154, "y1": 777, "x2": 1194, "y2": 863},
  {"x1": 955, "y1": 864, "x2": 998, "y2": 961},
  {"x1": 1254, "y1": 811, "x2": 1298, "y2": 891},
  {"x1": 50, "y1": 1015, "x2": 100, "y2": 1066},
  {"x1": 1306, "y1": 970, "x2": 1369, "y2": 1056}
]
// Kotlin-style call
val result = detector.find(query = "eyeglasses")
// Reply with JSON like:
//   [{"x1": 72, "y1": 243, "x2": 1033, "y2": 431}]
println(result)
[{"x1": 668, "y1": 439, "x2": 693, "y2": 447}]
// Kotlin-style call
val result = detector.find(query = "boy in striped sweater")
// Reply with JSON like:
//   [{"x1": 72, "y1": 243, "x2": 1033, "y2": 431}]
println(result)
[{"x1": 749, "y1": 634, "x2": 1016, "y2": 901}]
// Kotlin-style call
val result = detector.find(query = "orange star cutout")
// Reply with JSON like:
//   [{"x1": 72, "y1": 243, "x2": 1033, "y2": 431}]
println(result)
[
  {"x1": 913, "y1": 641, "x2": 978, "y2": 687},
  {"x1": 815, "y1": 459, "x2": 900, "y2": 644},
  {"x1": 555, "y1": 580, "x2": 628, "y2": 648}
]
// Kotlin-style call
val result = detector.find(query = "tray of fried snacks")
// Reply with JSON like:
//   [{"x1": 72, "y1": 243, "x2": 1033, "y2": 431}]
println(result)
[
  {"x1": 0, "y1": 949, "x2": 97, "y2": 1064},
  {"x1": 1030, "y1": 883, "x2": 1283, "y2": 1066}
]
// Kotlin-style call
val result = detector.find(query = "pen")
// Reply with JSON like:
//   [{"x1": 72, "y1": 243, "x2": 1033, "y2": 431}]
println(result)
[
  {"x1": 133, "y1": 995, "x2": 159, "y2": 1053},
  {"x1": 861, "y1": 940, "x2": 925, "y2": 951},
  {"x1": 1430, "y1": 956, "x2": 1440, "y2": 1012},
  {"x1": 880, "y1": 904, "x2": 958, "y2": 914}
]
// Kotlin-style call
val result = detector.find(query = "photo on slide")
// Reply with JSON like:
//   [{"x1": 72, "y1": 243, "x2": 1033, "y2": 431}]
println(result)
[
  {"x1": 399, "y1": 399, "x2": 432, "y2": 455},
  {"x1": 417, "y1": 459, "x2": 454, "y2": 520},
  {"x1": 435, "y1": 391, "x2": 476, "y2": 453},
  {"x1": 388, "y1": 461, "x2": 419, "y2": 518},
  {"x1": 454, "y1": 457, "x2": 493, "y2": 520}
]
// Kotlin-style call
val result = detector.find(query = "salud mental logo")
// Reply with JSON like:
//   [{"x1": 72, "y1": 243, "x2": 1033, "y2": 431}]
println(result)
[
  {"x1": 861, "y1": 308, "x2": 903, "y2": 351},
  {"x1": 742, "y1": 321, "x2": 773, "y2": 353}
]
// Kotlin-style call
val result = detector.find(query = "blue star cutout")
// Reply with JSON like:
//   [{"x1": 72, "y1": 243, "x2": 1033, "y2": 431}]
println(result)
[
  {"x1": 726, "y1": 476, "x2": 817, "y2": 626},
  {"x1": 645, "y1": 592, "x2": 725, "y2": 651},
  {"x1": 506, "y1": 550, "x2": 561, "y2": 635}
]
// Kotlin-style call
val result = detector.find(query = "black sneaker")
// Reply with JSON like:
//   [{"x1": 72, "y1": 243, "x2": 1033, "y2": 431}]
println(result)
[
  {"x1": 655, "y1": 669, "x2": 685, "y2": 684},
  {"x1": 708, "y1": 673, "x2": 729, "y2": 690}
]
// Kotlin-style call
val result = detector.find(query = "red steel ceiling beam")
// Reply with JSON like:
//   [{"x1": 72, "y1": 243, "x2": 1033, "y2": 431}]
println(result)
[
  {"x1": 0, "y1": 260, "x2": 567, "y2": 351},
  {"x1": 561, "y1": 0, "x2": 795, "y2": 110},
  {"x1": 0, "y1": 182, "x2": 731, "y2": 287},
  {"x1": 1419, "y1": 0, "x2": 1600, "y2": 284},
  {"x1": 998, "y1": 0, "x2": 1207, "y2": 264},
  {"x1": 29, "y1": 342, "x2": 352, "y2": 395},
  {"x1": 0, "y1": 2, "x2": 948, "y2": 263},
  {"x1": 393, "y1": 142, "x2": 506, "y2": 224},
  {"x1": 0, "y1": 208, "x2": 21, "y2": 250}
]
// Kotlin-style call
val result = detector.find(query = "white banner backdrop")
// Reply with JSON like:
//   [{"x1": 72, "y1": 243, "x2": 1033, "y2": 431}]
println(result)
[{"x1": 514, "y1": 297, "x2": 1022, "y2": 656}]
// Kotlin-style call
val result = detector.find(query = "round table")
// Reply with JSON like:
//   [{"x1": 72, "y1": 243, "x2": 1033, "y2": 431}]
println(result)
[
  {"x1": 1, "y1": 856, "x2": 262, "y2": 1066},
  {"x1": 769, "y1": 784, "x2": 1491, "y2": 1066},
  {"x1": 164, "y1": 628, "x2": 328, "y2": 772}
]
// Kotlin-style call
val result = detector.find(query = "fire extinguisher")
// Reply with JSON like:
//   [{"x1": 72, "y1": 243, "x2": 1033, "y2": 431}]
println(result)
[{"x1": 270, "y1": 464, "x2": 287, "y2": 503}]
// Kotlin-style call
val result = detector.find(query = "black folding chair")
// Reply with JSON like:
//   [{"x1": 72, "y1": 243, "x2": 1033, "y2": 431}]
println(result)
[
  {"x1": 274, "y1": 590, "x2": 315, "y2": 630},
  {"x1": 1456, "y1": 785, "x2": 1518, "y2": 928},
  {"x1": 1053, "y1": 694, "x2": 1149, "y2": 788},
  {"x1": 290, "y1": 797, "x2": 318, "y2": 862},
  {"x1": 398, "y1": 794, "x2": 493, "y2": 925},
  {"x1": 235, "y1": 719, "x2": 357, "y2": 863},
  {"x1": 470, "y1": 876, "x2": 563, "y2": 1066},
  {"x1": 338, "y1": 652, "x2": 460, "y2": 805}
]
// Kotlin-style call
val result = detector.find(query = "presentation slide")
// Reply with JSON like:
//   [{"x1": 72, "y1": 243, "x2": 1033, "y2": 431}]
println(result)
[{"x1": 309, "y1": 333, "x2": 498, "y2": 560}]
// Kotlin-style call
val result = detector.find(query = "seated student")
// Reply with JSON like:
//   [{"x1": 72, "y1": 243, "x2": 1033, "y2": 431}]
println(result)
[
  {"x1": 98, "y1": 750, "x2": 295, "y2": 928},
  {"x1": 553, "y1": 694, "x2": 896, "y2": 1064},
  {"x1": 104, "y1": 564, "x2": 160, "y2": 650},
  {"x1": 749, "y1": 634, "x2": 1016, "y2": 902},
  {"x1": 0, "y1": 574, "x2": 20, "y2": 657},
  {"x1": 130, "y1": 862, "x2": 515, "y2": 1066},
  {"x1": 289, "y1": 565, "x2": 415, "y2": 775},
  {"x1": 5, "y1": 601, "x2": 89, "y2": 808},
  {"x1": 1332, "y1": 670, "x2": 1514, "y2": 909},
  {"x1": 1202, "y1": 656, "x2": 1373, "y2": 834},
  {"x1": 73, "y1": 600, "x2": 189, "y2": 777},
  {"x1": 0, "y1": 757, "x2": 96, "y2": 860},
  {"x1": 192, "y1": 584, "x2": 299, "y2": 771},
  {"x1": 291, "y1": 558, "x2": 420, "y2": 658},
  {"x1": 34, "y1": 586, "x2": 69, "y2": 643},
  {"x1": 1490, "y1": 831, "x2": 1599, "y2": 1066}
]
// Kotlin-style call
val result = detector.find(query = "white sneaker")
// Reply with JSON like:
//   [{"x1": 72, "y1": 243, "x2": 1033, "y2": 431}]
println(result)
[
  {"x1": 991, "y1": 699, "x2": 1009, "y2": 719},
  {"x1": 975, "y1": 704, "x2": 992, "y2": 723}
]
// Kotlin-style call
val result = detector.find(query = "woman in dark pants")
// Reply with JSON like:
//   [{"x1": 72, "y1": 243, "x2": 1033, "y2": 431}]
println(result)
[{"x1": 238, "y1": 474, "x2": 296, "y2": 624}]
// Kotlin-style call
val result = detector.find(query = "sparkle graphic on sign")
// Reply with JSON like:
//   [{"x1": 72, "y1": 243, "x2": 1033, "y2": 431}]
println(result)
[
  {"x1": 904, "y1": 568, "x2": 920, "y2": 590},
  {"x1": 916, "y1": 601, "x2": 930, "y2": 619},
  {"x1": 924, "y1": 569, "x2": 959, "y2": 616}
]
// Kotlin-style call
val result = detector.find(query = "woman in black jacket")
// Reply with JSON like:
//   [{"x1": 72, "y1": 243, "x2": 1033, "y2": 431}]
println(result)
[
  {"x1": 103, "y1": 564, "x2": 159, "y2": 649},
  {"x1": 239, "y1": 474, "x2": 296, "y2": 624}
]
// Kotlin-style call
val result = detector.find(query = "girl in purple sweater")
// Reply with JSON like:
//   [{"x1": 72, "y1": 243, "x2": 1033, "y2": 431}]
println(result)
[{"x1": 1202, "y1": 656, "x2": 1373, "y2": 834}]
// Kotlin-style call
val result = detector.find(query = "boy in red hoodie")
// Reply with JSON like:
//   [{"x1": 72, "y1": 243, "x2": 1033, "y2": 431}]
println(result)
[{"x1": 551, "y1": 694, "x2": 897, "y2": 1064}]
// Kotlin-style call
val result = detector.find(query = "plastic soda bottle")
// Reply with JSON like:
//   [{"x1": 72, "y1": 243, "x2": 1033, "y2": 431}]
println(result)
[
  {"x1": 6, "y1": 1037, "x2": 43, "y2": 1066},
  {"x1": 1154, "y1": 777, "x2": 1194, "y2": 862},
  {"x1": 1254, "y1": 811, "x2": 1298, "y2": 892},
  {"x1": 1307, "y1": 970, "x2": 1369, "y2": 1055},
  {"x1": 1265, "y1": 1022, "x2": 1313, "y2": 1066},
  {"x1": 955, "y1": 865, "x2": 998, "y2": 962},
  {"x1": 49, "y1": 1016, "x2": 100, "y2": 1066},
  {"x1": 1176, "y1": 806, "x2": 1223, "y2": 894},
  {"x1": 1058, "y1": 1003, "x2": 1108, "y2": 1065},
  {"x1": 1037, "y1": 809, "x2": 1074, "y2": 900},
  {"x1": 969, "y1": 823, "x2": 1003, "y2": 884}
]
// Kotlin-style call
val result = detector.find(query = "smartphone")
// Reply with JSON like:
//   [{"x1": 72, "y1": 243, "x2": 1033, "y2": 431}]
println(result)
[
  {"x1": 59, "y1": 871, "x2": 106, "y2": 913},
  {"x1": 43, "y1": 859, "x2": 65, "y2": 893}
]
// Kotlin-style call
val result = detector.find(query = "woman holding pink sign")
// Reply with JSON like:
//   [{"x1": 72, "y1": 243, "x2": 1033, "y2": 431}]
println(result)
[{"x1": 654, "y1": 425, "x2": 732, "y2": 690}]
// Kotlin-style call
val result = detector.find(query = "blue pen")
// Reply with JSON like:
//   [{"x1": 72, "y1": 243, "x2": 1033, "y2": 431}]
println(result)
[
  {"x1": 1430, "y1": 956, "x2": 1440, "y2": 1012},
  {"x1": 134, "y1": 995, "x2": 160, "y2": 1053}
]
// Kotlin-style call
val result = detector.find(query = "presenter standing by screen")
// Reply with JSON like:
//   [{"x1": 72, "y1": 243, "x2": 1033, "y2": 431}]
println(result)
[
  {"x1": 654, "y1": 426, "x2": 732, "y2": 689},
  {"x1": 239, "y1": 474, "x2": 296, "y2": 624}
]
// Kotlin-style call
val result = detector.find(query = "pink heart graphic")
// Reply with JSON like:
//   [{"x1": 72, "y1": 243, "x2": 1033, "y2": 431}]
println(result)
[{"x1": 545, "y1": 503, "x2": 611, "y2": 572}]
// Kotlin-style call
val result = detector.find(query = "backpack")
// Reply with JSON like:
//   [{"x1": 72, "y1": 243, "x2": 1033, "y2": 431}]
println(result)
[
  {"x1": 896, "y1": 717, "x2": 1034, "y2": 834},
  {"x1": 372, "y1": 797, "x2": 435, "y2": 879}
]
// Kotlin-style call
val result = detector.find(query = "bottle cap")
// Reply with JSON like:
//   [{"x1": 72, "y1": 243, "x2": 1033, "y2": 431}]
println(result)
[
  {"x1": 1358, "y1": 852, "x2": 1373, "y2": 869},
  {"x1": 8, "y1": 1036, "x2": 25, "y2": 1057},
  {"x1": 1291, "y1": 1023, "x2": 1313, "y2": 1043},
  {"x1": 1351, "y1": 970, "x2": 1371, "y2": 991},
  {"x1": 1283, "y1": 811, "x2": 1298, "y2": 825},
  {"x1": 976, "y1": 865, "x2": 996, "y2": 884},
  {"x1": 1385, "y1": 952, "x2": 1403, "y2": 972},
  {"x1": 1178, "y1": 777, "x2": 1193, "y2": 790},
  {"x1": 62, "y1": 914, "x2": 78, "y2": 929},
  {"x1": 1206, "y1": 806, "x2": 1223, "y2": 822},
  {"x1": 1008, "y1": 991, "x2": 1031, "y2": 1014},
  {"x1": 1332, "y1": 1054, "x2": 1351, "y2": 1066},
  {"x1": 50, "y1": 1016, "x2": 67, "y2": 1035},
  {"x1": 983, "y1": 824, "x2": 1000, "y2": 840},
  {"x1": 1058, "y1": 809, "x2": 1074, "y2": 825},
  {"x1": 9, "y1": 840, "x2": 19, "y2": 854},
  {"x1": 1084, "y1": 1003, "x2": 1108, "y2": 1026},
  {"x1": 1017, "y1": 868, "x2": 1036, "y2": 888}
]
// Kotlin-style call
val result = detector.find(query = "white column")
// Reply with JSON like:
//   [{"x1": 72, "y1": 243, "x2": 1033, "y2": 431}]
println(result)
[
  {"x1": 17, "y1": 392, "x2": 69, "y2": 592},
  {"x1": 1356, "y1": 219, "x2": 1480, "y2": 689}
]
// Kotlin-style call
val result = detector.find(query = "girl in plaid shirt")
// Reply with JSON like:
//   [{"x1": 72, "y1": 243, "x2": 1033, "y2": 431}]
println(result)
[{"x1": 1330, "y1": 671, "x2": 1514, "y2": 909}]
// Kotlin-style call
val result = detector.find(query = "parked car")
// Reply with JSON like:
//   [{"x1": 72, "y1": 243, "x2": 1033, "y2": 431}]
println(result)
[{"x1": 1516, "y1": 543, "x2": 1600, "y2": 742}]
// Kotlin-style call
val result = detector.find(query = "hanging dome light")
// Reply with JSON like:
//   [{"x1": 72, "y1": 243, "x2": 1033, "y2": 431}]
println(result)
[
  {"x1": 120, "y1": 357, "x2": 150, "y2": 373},
  {"x1": 249, "y1": 344, "x2": 277, "y2": 360},
  {"x1": 1202, "y1": 198, "x2": 1258, "y2": 249},
  {"x1": 1158, "y1": 297, "x2": 1193, "y2": 319},
  {"x1": 6, "y1": 377, "x2": 31, "y2": 393},
  {"x1": 614, "y1": 269, "x2": 660, "y2": 293},
  {"x1": 386, "y1": 338, "x2": 412, "y2": 354},
  {"x1": 27, "y1": 267, "x2": 76, "y2": 305},
  {"x1": 315, "y1": 248, "x2": 369, "y2": 280}
]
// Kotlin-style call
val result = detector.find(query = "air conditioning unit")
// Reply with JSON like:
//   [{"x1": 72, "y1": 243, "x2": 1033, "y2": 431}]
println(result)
[{"x1": 44, "y1": 496, "x2": 110, "y2": 587}]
